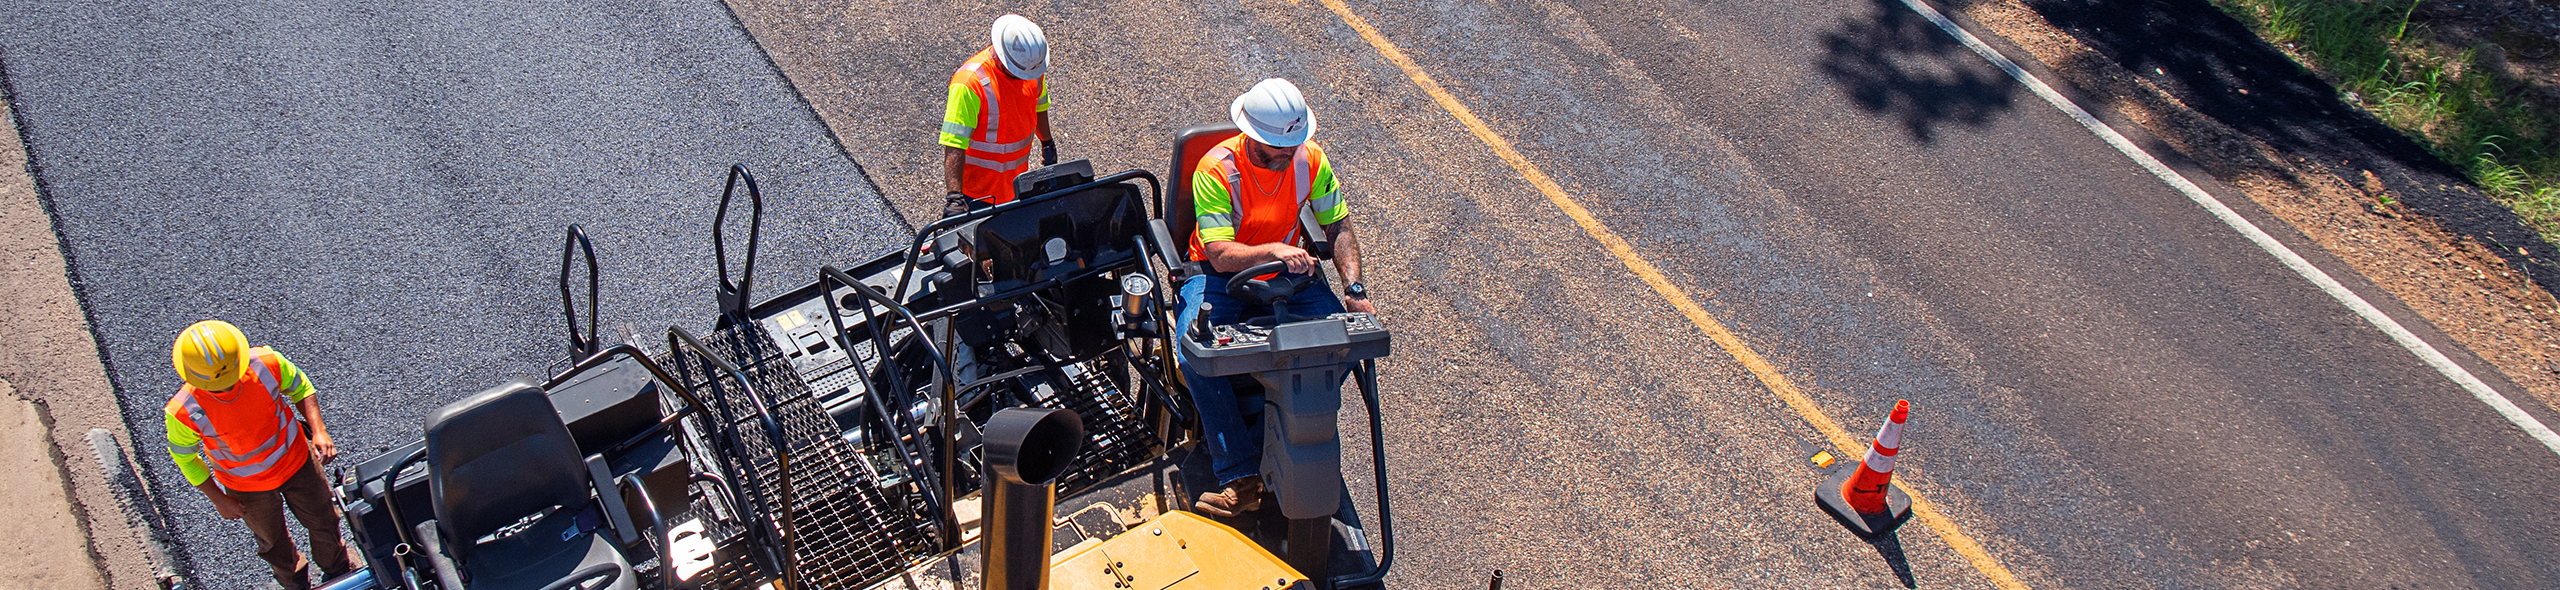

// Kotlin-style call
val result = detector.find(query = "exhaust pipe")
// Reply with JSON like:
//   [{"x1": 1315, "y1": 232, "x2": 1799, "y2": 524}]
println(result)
[{"x1": 981, "y1": 407, "x2": 1085, "y2": 590}]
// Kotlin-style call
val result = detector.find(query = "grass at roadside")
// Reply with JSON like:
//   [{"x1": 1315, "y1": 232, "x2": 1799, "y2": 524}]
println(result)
[{"x1": 2213, "y1": 0, "x2": 2560, "y2": 244}]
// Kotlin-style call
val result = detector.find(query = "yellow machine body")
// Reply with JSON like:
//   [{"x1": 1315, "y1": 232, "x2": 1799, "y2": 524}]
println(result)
[{"x1": 1048, "y1": 512, "x2": 1307, "y2": 590}]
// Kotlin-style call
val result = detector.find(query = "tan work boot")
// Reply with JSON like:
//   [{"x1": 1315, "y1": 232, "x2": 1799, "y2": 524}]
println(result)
[{"x1": 1193, "y1": 476, "x2": 1265, "y2": 517}]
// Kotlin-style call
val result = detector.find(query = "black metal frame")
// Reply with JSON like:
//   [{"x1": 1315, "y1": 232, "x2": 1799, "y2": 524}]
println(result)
[
  {"x1": 714, "y1": 165, "x2": 762, "y2": 322},
  {"x1": 338, "y1": 158, "x2": 1391, "y2": 589},
  {"x1": 819, "y1": 265, "x2": 963, "y2": 548},
  {"x1": 892, "y1": 169, "x2": 1162, "y2": 317},
  {"x1": 560, "y1": 225, "x2": 603, "y2": 361},
  {"x1": 663, "y1": 326, "x2": 798, "y2": 588}
]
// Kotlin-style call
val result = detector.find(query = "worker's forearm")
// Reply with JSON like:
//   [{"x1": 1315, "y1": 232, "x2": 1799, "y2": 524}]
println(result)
[
  {"x1": 296, "y1": 396, "x2": 328, "y2": 439},
  {"x1": 943, "y1": 146, "x2": 966, "y2": 194},
  {"x1": 1328, "y1": 223, "x2": 1362, "y2": 285},
  {"x1": 194, "y1": 480, "x2": 228, "y2": 502},
  {"x1": 1203, "y1": 242, "x2": 1285, "y2": 274},
  {"x1": 1037, "y1": 112, "x2": 1054, "y2": 143}
]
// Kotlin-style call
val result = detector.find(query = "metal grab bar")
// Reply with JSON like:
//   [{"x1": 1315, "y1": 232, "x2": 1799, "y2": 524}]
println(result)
[
  {"x1": 820, "y1": 265, "x2": 965, "y2": 548},
  {"x1": 893, "y1": 169, "x2": 1161, "y2": 304},
  {"x1": 1332, "y1": 358, "x2": 1397, "y2": 588},
  {"x1": 714, "y1": 165, "x2": 763, "y2": 321},
  {"x1": 543, "y1": 344, "x2": 714, "y2": 459},
  {"x1": 666, "y1": 326, "x2": 799, "y2": 590},
  {"x1": 558, "y1": 225, "x2": 602, "y2": 360}
]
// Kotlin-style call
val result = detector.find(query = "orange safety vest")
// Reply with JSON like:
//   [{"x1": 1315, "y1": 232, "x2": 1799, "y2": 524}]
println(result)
[
  {"x1": 1188, "y1": 135, "x2": 1329, "y2": 262},
  {"x1": 165, "y1": 347, "x2": 308, "y2": 492},
  {"x1": 950, "y1": 47, "x2": 1045, "y2": 205}
]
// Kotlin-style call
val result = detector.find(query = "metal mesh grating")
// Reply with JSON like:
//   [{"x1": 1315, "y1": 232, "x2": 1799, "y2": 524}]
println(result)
[
  {"x1": 1043, "y1": 359, "x2": 1157, "y2": 497},
  {"x1": 657, "y1": 321, "x2": 944, "y2": 590}
]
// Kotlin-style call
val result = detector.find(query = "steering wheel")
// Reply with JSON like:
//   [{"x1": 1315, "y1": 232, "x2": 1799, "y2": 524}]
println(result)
[
  {"x1": 1225, "y1": 260, "x2": 1321, "y2": 308},
  {"x1": 535, "y1": 563, "x2": 625, "y2": 590}
]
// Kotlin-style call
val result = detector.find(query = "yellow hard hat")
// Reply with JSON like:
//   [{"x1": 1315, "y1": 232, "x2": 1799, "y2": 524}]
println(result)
[{"x1": 172, "y1": 320, "x2": 249, "y2": 392}]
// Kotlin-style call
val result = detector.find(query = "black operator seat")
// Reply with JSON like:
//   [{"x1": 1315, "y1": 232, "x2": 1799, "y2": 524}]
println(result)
[
  {"x1": 421, "y1": 379, "x2": 636, "y2": 590},
  {"x1": 1160, "y1": 123, "x2": 1244, "y2": 282},
  {"x1": 1159, "y1": 122, "x2": 1336, "y2": 286}
]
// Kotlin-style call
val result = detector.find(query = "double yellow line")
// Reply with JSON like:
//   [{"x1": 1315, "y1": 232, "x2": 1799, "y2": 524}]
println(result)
[{"x1": 1309, "y1": 0, "x2": 2027, "y2": 587}]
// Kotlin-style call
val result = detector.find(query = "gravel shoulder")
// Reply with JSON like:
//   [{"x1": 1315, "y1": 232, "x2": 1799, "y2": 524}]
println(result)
[
  {"x1": 0, "y1": 84, "x2": 151, "y2": 589},
  {"x1": 1959, "y1": 0, "x2": 2560, "y2": 414}
]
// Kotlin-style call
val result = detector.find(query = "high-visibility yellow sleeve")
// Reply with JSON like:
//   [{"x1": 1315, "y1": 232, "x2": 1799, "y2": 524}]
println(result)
[
  {"x1": 1310, "y1": 157, "x2": 1345, "y2": 225},
  {"x1": 941, "y1": 83, "x2": 980, "y2": 149},
  {"x1": 164, "y1": 412, "x2": 211, "y2": 486},
  {"x1": 1193, "y1": 170, "x2": 1238, "y2": 244},
  {"x1": 1037, "y1": 78, "x2": 1051, "y2": 112},
  {"x1": 268, "y1": 352, "x2": 315, "y2": 403}
]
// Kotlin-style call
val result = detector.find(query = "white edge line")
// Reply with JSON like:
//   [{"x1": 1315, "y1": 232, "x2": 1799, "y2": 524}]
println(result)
[{"x1": 1897, "y1": 0, "x2": 2560, "y2": 456}]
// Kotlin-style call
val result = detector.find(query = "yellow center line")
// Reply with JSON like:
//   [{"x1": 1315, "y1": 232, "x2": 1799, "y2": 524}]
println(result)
[{"x1": 1310, "y1": 0, "x2": 2027, "y2": 587}]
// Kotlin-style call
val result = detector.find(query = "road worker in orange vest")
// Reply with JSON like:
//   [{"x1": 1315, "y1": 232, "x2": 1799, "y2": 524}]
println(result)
[
  {"x1": 1174, "y1": 78, "x2": 1372, "y2": 516},
  {"x1": 165, "y1": 320, "x2": 355, "y2": 590},
  {"x1": 941, "y1": 14, "x2": 1057, "y2": 218}
]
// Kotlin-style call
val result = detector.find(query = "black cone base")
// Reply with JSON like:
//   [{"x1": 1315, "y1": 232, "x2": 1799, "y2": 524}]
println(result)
[{"x1": 1815, "y1": 461, "x2": 1912, "y2": 539}]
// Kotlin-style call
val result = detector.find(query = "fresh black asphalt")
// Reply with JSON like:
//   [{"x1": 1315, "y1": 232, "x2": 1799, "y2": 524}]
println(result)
[
  {"x1": 13, "y1": 0, "x2": 2560, "y2": 586},
  {"x1": 0, "y1": 0, "x2": 909, "y2": 586}
]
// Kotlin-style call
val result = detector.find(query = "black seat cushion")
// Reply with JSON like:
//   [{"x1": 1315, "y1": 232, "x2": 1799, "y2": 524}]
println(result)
[
  {"x1": 460, "y1": 507, "x2": 635, "y2": 590},
  {"x1": 424, "y1": 378, "x2": 591, "y2": 559}
]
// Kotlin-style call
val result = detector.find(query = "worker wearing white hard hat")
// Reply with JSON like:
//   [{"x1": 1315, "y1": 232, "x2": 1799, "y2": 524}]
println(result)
[
  {"x1": 1174, "y1": 78, "x2": 1373, "y2": 516},
  {"x1": 941, "y1": 14, "x2": 1059, "y2": 217}
]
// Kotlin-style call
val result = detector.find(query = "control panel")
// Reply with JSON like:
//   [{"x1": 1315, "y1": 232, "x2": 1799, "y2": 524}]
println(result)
[{"x1": 1183, "y1": 312, "x2": 1391, "y2": 377}]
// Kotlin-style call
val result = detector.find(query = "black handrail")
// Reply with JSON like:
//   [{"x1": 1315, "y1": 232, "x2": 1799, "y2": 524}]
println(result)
[
  {"x1": 905, "y1": 261, "x2": 1128, "y2": 325},
  {"x1": 665, "y1": 326, "x2": 798, "y2": 590},
  {"x1": 714, "y1": 165, "x2": 763, "y2": 321},
  {"x1": 1331, "y1": 358, "x2": 1397, "y2": 588},
  {"x1": 820, "y1": 265, "x2": 964, "y2": 548},
  {"x1": 543, "y1": 345, "x2": 716, "y2": 464},
  {"x1": 558, "y1": 225, "x2": 602, "y2": 360},
  {"x1": 893, "y1": 169, "x2": 1160, "y2": 304},
  {"x1": 542, "y1": 344, "x2": 715, "y2": 426},
  {"x1": 617, "y1": 474, "x2": 672, "y2": 587}
]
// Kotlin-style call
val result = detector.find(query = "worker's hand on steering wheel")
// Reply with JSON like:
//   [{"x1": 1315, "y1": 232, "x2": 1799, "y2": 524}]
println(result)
[{"x1": 1271, "y1": 244, "x2": 1320, "y2": 275}]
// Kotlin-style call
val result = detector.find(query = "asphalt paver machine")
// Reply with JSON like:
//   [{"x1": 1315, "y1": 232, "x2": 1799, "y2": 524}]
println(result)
[{"x1": 320, "y1": 142, "x2": 1396, "y2": 590}]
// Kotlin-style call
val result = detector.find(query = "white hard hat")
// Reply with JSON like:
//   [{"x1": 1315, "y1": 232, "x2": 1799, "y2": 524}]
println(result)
[
  {"x1": 991, "y1": 15, "x2": 1048, "y2": 80},
  {"x1": 1230, "y1": 78, "x2": 1313, "y2": 147}
]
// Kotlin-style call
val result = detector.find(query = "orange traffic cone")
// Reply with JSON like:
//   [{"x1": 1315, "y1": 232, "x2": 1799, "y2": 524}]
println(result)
[{"x1": 1816, "y1": 400, "x2": 1913, "y2": 538}]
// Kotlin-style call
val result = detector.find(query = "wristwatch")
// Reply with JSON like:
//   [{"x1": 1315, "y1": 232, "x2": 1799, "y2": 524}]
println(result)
[{"x1": 1344, "y1": 281, "x2": 1369, "y2": 299}]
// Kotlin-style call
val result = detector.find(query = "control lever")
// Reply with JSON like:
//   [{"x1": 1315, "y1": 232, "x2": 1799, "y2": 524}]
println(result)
[{"x1": 1190, "y1": 302, "x2": 1212, "y2": 343}]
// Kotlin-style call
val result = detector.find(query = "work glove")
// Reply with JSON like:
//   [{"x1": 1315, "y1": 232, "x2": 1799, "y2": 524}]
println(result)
[
  {"x1": 1041, "y1": 140, "x2": 1058, "y2": 166},
  {"x1": 943, "y1": 191, "x2": 974, "y2": 219}
]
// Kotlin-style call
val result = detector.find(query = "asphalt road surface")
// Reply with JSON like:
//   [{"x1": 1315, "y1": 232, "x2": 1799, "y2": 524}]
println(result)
[
  {"x1": 9, "y1": 0, "x2": 2560, "y2": 588},
  {"x1": 733, "y1": 0, "x2": 2560, "y2": 587},
  {"x1": 0, "y1": 0, "x2": 909, "y2": 586}
]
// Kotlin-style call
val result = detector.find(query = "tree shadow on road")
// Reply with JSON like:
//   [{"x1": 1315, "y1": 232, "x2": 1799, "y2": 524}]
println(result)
[
  {"x1": 1819, "y1": 0, "x2": 2017, "y2": 144},
  {"x1": 2025, "y1": 0, "x2": 2560, "y2": 289}
]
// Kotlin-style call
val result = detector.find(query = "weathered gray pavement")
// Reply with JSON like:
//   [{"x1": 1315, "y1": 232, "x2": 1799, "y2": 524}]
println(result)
[
  {"x1": 732, "y1": 0, "x2": 2560, "y2": 587},
  {"x1": 12, "y1": 0, "x2": 2560, "y2": 587},
  {"x1": 0, "y1": 0, "x2": 909, "y2": 586}
]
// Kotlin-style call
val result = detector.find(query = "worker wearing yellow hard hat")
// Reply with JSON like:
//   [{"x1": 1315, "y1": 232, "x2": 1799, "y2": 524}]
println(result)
[
  {"x1": 941, "y1": 13, "x2": 1058, "y2": 217},
  {"x1": 166, "y1": 320, "x2": 355, "y2": 590}
]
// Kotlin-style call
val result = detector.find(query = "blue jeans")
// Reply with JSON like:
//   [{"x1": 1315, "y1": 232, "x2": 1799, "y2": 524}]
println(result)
[{"x1": 1175, "y1": 273, "x2": 1347, "y2": 486}]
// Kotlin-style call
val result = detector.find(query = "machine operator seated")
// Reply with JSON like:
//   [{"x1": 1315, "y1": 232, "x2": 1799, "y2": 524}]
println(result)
[{"x1": 1175, "y1": 78, "x2": 1374, "y2": 518}]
